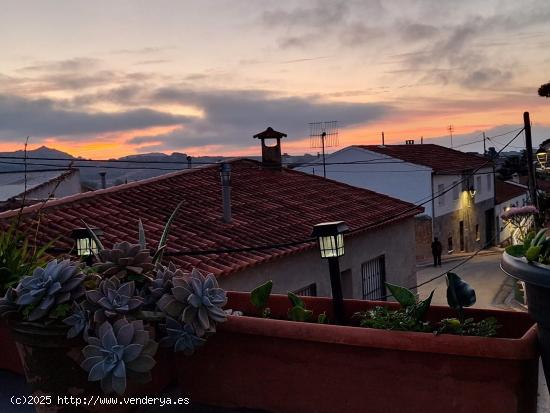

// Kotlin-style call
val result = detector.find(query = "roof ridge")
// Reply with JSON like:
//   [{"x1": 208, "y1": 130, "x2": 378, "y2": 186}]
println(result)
[
  {"x1": 285, "y1": 165, "x2": 423, "y2": 213},
  {"x1": 0, "y1": 158, "x2": 259, "y2": 219}
]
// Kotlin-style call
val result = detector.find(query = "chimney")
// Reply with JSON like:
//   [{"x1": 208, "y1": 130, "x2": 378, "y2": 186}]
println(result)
[
  {"x1": 253, "y1": 127, "x2": 287, "y2": 170},
  {"x1": 405, "y1": 139, "x2": 415, "y2": 145},
  {"x1": 99, "y1": 171, "x2": 106, "y2": 189},
  {"x1": 220, "y1": 163, "x2": 232, "y2": 223},
  {"x1": 187, "y1": 155, "x2": 192, "y2": 169}
]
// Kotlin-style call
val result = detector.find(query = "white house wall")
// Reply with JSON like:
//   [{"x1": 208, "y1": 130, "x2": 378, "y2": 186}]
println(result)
[
  {"x1": 495, "y1": 193, "x2": 528, "y2": 244},
  {"x1": 432, "y1": 167, "x2": 494, "y2": 218},
  {"x1": 26, "y1": 170, "x2": 82, "y2": 200},
  {"x1": 296, "y1": 147, "x2": 433, "y2": 216}
]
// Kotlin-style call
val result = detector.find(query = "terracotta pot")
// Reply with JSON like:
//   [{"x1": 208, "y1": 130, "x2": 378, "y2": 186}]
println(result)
[
  {"x1": 10, "y1": 321, "x2": 172, "y2": 413},
  {"x1": 0, "y1": 318, "x2": 23, "y2": 374},
  {"x1": 501, "y1": 251, "x2": 550, "y2": 388},
  {"x1": 177, "y1": 291, "x2": 539, "y2": 413}
]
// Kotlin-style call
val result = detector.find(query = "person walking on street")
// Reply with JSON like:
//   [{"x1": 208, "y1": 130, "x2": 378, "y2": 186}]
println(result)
[{"x1": 431, "y1": 237, "x2": 442, "y2": 267}]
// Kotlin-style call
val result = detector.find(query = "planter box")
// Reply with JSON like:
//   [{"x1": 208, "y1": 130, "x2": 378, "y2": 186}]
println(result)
[
  {"x1": 0, "y1": 318, "x2": 23, "y2": 375},
  {"x1": 501, "y1": 251, "x2": 550, "y2": 389},
  {"x1": 177, "y1": 292, "x2": 539, "y2": 413}
]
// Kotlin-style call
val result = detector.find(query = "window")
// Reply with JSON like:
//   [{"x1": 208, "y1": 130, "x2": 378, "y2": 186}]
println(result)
[
  {"x1": 486, "y1": 174, "x2": 492, "y2": 192},
  {"x1": 294, "y1": 283, "x2": 317, "y2": 297},
  {"x1": 361, "y1": 255, "x2": 386, "y2": 300},
  {"x1": 452, "y1": 181, "x2": 459, "y2": 200},
  {"x1": 476, "y1": 176, "x2": 482, "y2": 193},
  {"x1": 437, "y1": 184, "x2": 445, "y2": 206}
]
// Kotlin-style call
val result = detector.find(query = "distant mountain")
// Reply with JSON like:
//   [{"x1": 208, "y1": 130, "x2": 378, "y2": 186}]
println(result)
[{"x1": 0, "y1": 147, "x2": 320, "y2": 189}]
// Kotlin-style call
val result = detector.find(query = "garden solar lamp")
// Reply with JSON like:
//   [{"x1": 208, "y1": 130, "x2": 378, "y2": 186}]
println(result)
[
  {"x1": 311, "y1": 221, "x2": 349, "y2": 324},
  {"x1": 70, "y1": 227, "x2": 103, "y2": 264}
]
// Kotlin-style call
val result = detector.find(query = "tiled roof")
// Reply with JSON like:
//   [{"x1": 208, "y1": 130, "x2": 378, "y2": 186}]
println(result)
[
  {"x1": 0, "y1": 159, "x2": 423, "y2": 277},
  {"x1": 519, "y1": 176, "x2": 550, "y2": 192},
  {"x1": 495, "y1": 180, "x2": 528, "y2": 204},
  {"x1": 356, "y1": 144, "x2": 491, "y2": 173}
]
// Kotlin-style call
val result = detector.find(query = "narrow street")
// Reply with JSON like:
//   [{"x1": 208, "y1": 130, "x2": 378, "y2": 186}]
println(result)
[{"x1": 417, "y1": 253, "x2": 513, "y2": 309}]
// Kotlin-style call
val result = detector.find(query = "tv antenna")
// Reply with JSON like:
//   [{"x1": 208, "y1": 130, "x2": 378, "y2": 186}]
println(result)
[
  {"x1": 309, "y1": 121, "x2": 338, "y2": 178},
  {"x1": 448, "y1": 125, "x2": 454, "y2": 148}
]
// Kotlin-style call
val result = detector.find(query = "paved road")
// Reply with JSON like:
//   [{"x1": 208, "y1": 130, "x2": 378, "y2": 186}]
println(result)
[{"x1": 417, "y1": 253, "x2": 511, "y2": 308}]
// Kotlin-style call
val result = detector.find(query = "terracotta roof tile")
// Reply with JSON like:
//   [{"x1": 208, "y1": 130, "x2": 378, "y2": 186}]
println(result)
[
  {"x1": 495, "y1": 180, "x2": 528, "y2": 204},
  {"x1": 1, "y1": 159, "x2": 423, "y2": 277},
  {"x1": 356, "y1": 144, "x2": 491, "y2": 173}
]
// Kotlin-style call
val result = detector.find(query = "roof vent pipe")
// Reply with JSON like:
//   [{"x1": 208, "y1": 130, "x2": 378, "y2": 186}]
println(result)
[
  {"x1": 99, "y1": 171, "x2": 106, "y2": 189},
  {"x1": 187, "y1": 155, "x2": 192, "y2": 169},
  {"x1": 220, "y1": 163, "x2": 232, "y2": 223}
]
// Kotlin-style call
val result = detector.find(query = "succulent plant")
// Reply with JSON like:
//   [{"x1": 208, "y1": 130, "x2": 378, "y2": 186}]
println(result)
[
  {"x1": 158, "y1": 268, "x2": 227, "y2": 336},
  {"x1": 14, "y1": 259, "x2": 86, "y2": 321},
  {"x1": 81, "y1": 318, "x2": 158, "y2": 395},
  {"x1": 160, "y1": 317, "x2": 206, "y2": 355},
  {"x1": 94, "y1": 242, "x2": 155, "y2": 280},
  {"x1": 143, "y1": 262, "x2": 183, "y2": 307},
  {"x1": 86, "y1": 277, "x2": 144, "y2": 323},
  {"x1": 63, "y1": 302, "x2": 92, "y2": 339}
]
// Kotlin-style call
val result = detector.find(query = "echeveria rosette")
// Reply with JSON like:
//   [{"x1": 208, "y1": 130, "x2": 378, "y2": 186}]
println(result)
[
  {"x1": 158, "y1": 268, "x2": 227, "y2": 336},
  {"x1": 63, "y1": 302, "x2": 92, "y2": 339},
  {"x1": 14, "y1": 259, "x2": 86, "y2": 321},
  {"x1": 94, "y1": 242, "x2": 155, "y2": 280},
  {"x1": 86, "y1": 277, "x2": 144, "y2": 323},
  {"x1": 142, "y1": 262, "x2": 183, "y2": 308},
  {"x1": 160, "y1": 317, "x2": 206, "y2": 355},
  {"x1": 81, "y1": 318, "x2": 158, "y2": 395}
]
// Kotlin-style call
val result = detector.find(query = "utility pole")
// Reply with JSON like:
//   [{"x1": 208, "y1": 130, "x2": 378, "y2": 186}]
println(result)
[
  {"x1": 448, "y1": 125, "x2": 454, "y2": 148},
  {"x1": 524, "y1": 112, "x2": 539, "y2": 210},
  {"x1": 482, "y1": 132, "x2": 487, "y2": 155},
  {"x1": 381, "y1": 131, "x2": 385, "y2": 146}
]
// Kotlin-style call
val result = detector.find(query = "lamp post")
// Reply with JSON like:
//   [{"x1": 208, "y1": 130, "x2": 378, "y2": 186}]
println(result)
[
  {"x1": 311, "y1": 221, "x2": 349, "y2": 324},
  {"x1": 70, "y1": 227, "x2": 103, "y2": 264}
]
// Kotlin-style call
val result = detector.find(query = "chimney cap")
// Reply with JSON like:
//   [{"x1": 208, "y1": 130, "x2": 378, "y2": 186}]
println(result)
[{"x1": 253, "y1": 127, "x2": 287, "y2": 140}]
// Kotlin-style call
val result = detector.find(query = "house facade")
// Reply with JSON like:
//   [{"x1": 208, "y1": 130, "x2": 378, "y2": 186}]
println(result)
[
  {"x1": 494, "y1": 180, "x2": 529, "y2": 245},
  {"x1": 0, "y1": 169, "x2": 81, "y2": 212},
  {"x1": 296, "y1": 143, "x2": 496, "y2": 257},
  {"x1": 1, "y1": 130, "x2": 422, "y2": 301}
]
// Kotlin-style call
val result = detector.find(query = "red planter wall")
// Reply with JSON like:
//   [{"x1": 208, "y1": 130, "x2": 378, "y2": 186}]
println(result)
[
  {"x1": 176, "y1": 292, "x2": 539, "y2": 413},
  {"x1": 0, "y1": 318, "x2": 23, "y2": 375}
]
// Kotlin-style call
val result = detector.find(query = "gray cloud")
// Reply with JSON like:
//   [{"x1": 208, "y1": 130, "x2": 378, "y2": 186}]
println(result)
[
  {"x1": 0, "y1": 94, "x2": 188, "y2": 140},
  {"x1": 20, "y1": 57, "x2": 101, "y2": 73},
  {"x1": 126, "y1": 87, "x2": 391, "y2": 150}
]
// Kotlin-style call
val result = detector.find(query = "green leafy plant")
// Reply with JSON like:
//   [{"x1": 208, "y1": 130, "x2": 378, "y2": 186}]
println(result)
[
  {"x1": 354, "y1": 283, "x2": 434, "y2": 332},
  {"x1": 437, "y1": 317, "x2": 500, "y2": 337},
  {"x1": 446, "y1": 272, "x2": 476, "y2": 323},
  {"x1": 0, "y1": 220, "x2": 51, "y2": 296},
  {"x1": 287, "y1": 292, "x2": 313, "y2": 322},
  {"x1": 250, "y1": 280, "x2": 273, "y2": 318}
]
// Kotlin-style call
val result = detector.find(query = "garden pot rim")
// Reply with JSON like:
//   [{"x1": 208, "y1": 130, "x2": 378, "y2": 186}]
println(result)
[
  {"x1": 222, "y1": 291, "x2": 538, "y2": 361},
  {"x1": 501, "y1": 250, "x2": 550, "y2": 288}
]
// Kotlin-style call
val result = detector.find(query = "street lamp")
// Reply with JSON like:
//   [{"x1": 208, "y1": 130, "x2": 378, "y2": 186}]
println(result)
[
  {"x1": 468, "y1": 185, "x2": 476, "y2": 199},
  {"x1": 70, "y1": 227, "x2": 103, "y2": 264},
  {"x1": 311, "y1": 221, "x2": 349, "y2": 324}
]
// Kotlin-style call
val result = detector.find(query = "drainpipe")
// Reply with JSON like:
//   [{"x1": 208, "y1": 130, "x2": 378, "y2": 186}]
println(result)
[{"x1": 220, "y1": 163, "x2": 232, "y2": 223}]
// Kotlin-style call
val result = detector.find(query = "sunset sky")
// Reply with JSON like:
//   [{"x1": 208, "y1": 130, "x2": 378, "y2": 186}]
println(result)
[{"x1": 1, "y1": 0, "x2": 550, "y2": 159}]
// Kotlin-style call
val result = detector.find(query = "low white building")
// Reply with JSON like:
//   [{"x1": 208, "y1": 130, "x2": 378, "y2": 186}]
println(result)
[
  {"x1": 296, "y1": 143, "x2": 496, "y2": 257},
  {"x1": 494, "y1": 180, "x2": 529, "y2": 245},
  {"x1": 0, "y1": 169, "x2": 81, "y2": 212}
]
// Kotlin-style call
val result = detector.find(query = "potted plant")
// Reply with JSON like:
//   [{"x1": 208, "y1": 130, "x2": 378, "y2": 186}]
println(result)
[
  {"x1": 0, "y1": 219, "x2": 51, "y2": 374},
  {"x1": 176, "y1": 276, "x2": 539, "y2": 413},
  {"x1": 501, "y1": 226, "x2": 550, "y2": 389},
  {"x1": 0, "y1": 212, "x2": 228, "y2": 412}
]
